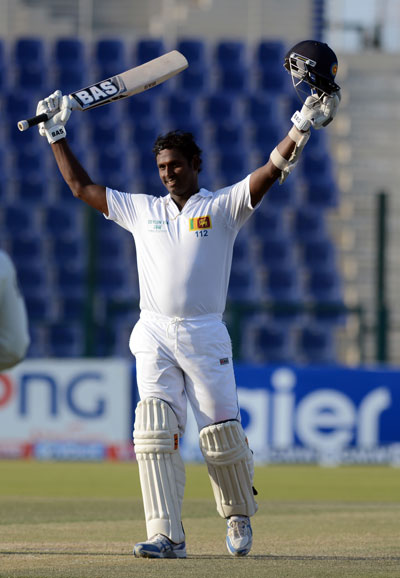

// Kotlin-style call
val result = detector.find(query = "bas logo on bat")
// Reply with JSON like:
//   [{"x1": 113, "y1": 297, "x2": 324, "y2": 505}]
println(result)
[{"x1": 72, "y1": 80, "x2": 120, "y2": 108}]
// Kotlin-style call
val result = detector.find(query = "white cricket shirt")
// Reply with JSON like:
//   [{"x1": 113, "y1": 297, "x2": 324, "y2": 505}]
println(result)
[
  {"x1": 0, "y1": 250, "x2": 30, "y2": 370},
  {"x1": 105, "y1": 175, "x2": 255, "y2": 318}
]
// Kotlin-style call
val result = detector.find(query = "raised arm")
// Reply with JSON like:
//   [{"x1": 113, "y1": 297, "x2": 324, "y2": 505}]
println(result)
[
  {"x1": 249, "y1": 91, "x2": 341, "y2": 208},
  {"x1": 36, "y1": 91, "x2": 108, "y2": 215}
]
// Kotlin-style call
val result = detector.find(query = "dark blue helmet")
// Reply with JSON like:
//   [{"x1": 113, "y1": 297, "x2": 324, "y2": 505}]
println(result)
[{"x1": 284, "y1": 40, "x2": 340, "y2": 96}]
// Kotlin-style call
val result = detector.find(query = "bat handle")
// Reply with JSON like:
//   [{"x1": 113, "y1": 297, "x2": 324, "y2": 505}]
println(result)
[{"x1": 17, "y1": 113, "x2": 49, "y2": 132}]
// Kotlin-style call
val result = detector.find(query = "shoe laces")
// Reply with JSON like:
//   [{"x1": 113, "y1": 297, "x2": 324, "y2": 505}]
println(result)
[{"x1": 228, "y1": 516, "x2": 249, "y2": 539}]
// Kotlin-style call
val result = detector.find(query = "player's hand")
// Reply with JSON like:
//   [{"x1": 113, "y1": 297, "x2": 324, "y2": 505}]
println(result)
[
  {"x1": 291, "y1": 90, "x2": 341, "y2": 131},
  {"x1": 36, "y1": 90, "x2": 73, "y2": 144}
]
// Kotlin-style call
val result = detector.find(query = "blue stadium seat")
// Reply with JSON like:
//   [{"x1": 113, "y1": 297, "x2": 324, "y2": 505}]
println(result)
[
  {"x1": 46, "y1": 322, "x2": 84, "y2": 357},
  {"x1": 125, "y1": 91, "x2": 161, "y2": 122},
  {"x1": 14, "y1": 37, "x2": 45, "y2": 66},
  {"x1": 55, "y1": 264, "x2": 86, "y2": 297},
  {"x1": 228, "y1": 269, "x2": 256, "y2": 302},
  {"x1": 93, "y1": 149, "x2": 131, "y2": 187},
  {"x1": 130, "y1": 119, "x2": 160, "y2": 151},
  {"x1": 135, "y1": 39, "x2": 165, "y2": 64},
  {"x1": 265, "y1": 266, "x2": 302, "y2": 302},
  {"x1": 250, "y1": 205, "x2": 286, "y2": 240},
  {"x1": 13, "y1": 149, "x2": 48, "y2": 180},
  {"x1": 8, "y1": 235, "x2": 43, "y2": 266},
  {"x1": 54, "y1": 37, "x2": 86, "y2": 68},
  {"x1": 42, "y1": 204, "x2": 83, "y2": 237},
  {"x1": 87, "y1": 123, "x2": 120, "y2": 147},
  {"x1": 211, "y1": 121, "x2": 246, "y2": 152},
  {"x1": 243, "y1": 319, "x2": 294, "y2": 363},
  {"x1": 215, "y1": 40, "x2": 247, "y2": 69},
  {"x1": 215, "y1": 150, "x2": 250, "y2": 184},
  {"x1": 177, "y1": 38, "x2": 207, "y2": 67},
  {"x1": 259, "y1": 236, "x2": 295, "y2": 269},
  {"x1": 303, "y1": 175, "x2": 339, "y2": 208},
  {"x1": 93, "y1": 325, "x2": 116, "y2": 356},
  {"x1": 257, "y1": 67, "x2": 288, "y2": 94},
  {"x1": 307, "y1": 270, "x2": 343, "y2": 304},
  {"x1": 58, "y1": 296, "x2": 86, "y2": 321},
  {"x1": 302, "y1": 150, "x2": 334, "y2": 180},
  {"x1": 245, "y1": 93, "x2": 280, "y2": 124},
  {"x1": 0, "y1": 40, "x2": 9, "y2": 89},
  {"x1": 4, "y1": 91, "x2": 32, "y2": 123},
  {"x1": 202, "y1": 92, "x2": 238, "y2": 123},
  {"x1": 249, "y1": 121, "x2": 282, "y2": 152},
  {"x1": 231, "y1": 234, "x2": 252, "y2": 271},
  {"x1": 3, "y1": 204, "x2": 37, "y2": 236},
  {"x1": 135, "y1": 176, "x2": 166, "y2": 197},
  {"x1": 95, "y1": 263, "x2": 133, "y2": 299},
  {"x1": 298, "y1": 324, "x2": 336, "y2": 364},
  {"x1": 54, "y1": 66, "x2": 86, "y2": 94},
  {"x1": 177, "y1": 65, "x2": 209, "y2": 93},
  {"x1": 256, "y1": 40, "x2": 286, "y2": 66},
  {"x1": 301, "y1": 238, "x2": 337, "y2": 272},
  {"x1": 264, "y1": 178, "x2": 297, "y2": 207},
  {"x1": 292, "y1": 206, "x2": 326, "y2": 242},
  {"x1": 25, "y1": 295, "x2": 54, "y2": 322},
  {"x1": 96, "y1": 235, "x2": 126, "y2": 262},
  {"x1": 217, "y1": 66, "x2": 248, "y2": 93},
  {"x1": 163, "y1": 92, "x2": 198, "y2": 124},
  {"x1": 94, "y1": 38, "x2": 127, "y2": 78},
  {"x1": 136, "y1": 151, "x2": 158, "y2": 179},
  {"x1": 17, "y1": 262, "x2": 48, "y2": 297},
  {"x1": 14, "y1": 178, "x2": 48, "y2": 204},
  {"x1": 49, "y1": 238, "x2": 86, "y2": 265}
]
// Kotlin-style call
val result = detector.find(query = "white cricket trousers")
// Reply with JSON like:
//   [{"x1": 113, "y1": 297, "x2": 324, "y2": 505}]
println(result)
[{"x1": 129, "y1": 310, "x2": 241, "y2": 432}]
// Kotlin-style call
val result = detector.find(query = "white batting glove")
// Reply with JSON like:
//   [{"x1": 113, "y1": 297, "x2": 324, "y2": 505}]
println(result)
[
  {"x1": 291, "y1": 91, "x2": 341, "y2": 131},
  {"x1": 36, "y1": 90, "x2": 73, "y2": 144}
]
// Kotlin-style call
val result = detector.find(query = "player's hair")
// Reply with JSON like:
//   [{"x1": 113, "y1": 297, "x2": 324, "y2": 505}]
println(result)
[{"x1": 152, "y1": 130, "x2": 202, "y2": 172}]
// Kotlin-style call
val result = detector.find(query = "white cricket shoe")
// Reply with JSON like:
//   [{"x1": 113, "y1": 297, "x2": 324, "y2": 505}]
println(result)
[
  {"x1": 133, "y1": 534, "x2": 186, "y2": 558},
  {"x1": 226, "y1": 515, "x2": 253, "y2": 557}
]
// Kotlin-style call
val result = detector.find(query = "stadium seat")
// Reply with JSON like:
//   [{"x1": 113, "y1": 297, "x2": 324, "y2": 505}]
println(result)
[
  {"x1": 13, "y1": 149, "x2": 48, "y2": 180},
  {"x1": 13, "y1": 38, "x2": 47, "y2": 89},
  {"x1": 14, "y1": 178, "x2": 48, "y2": 204},
  {"x1": 215, "y1": 150, "x2": 250, "y2": 184},
  {"x1": 263, "y1": 178, "x2": 297, "y2": 207},
  {"x1": 257, "y1": 67, "x2": 288, "y2": 94},
  {"x1": 49, "y1": 238, "x2": 86, "y2": 265},
  {"x1": 217, "y1": 66, "x2": 248, "y2": 93},
  {"x1": 177, "y1": 65, "x2": 209, "y2": 93},
  {"x1": 303, "y1": 175, "x2": 339, "y2": 208},
  {"x1": 298, "y1": 324, "x2": 336, "y2": 364},
  {"x1": 249, "y1": 121, "x2": 282, "y2": 151},
  {"x1": 42, "y1": 204, "x2": 83, "y2": 237},
  {"x1": 292, "y1": 206, "x2": 326, "y2": 242},
  {"x1": 129, "y1": 119, "x2": 160, "y2": 151},
  {"x1": 245, "y1": 93, "x2": 280, "y2": 124},
  {"x1": 264, "y1": 266, "x2": 302, "y2": 302},
  {"x1": 94, "y1": 38, "x2": 127, "y2": 78},
  {"x1": 0, "y1": 39, "x2": 9, "y2": 89},
  {"x1": 135, "y1": 39, "x2": 166, "y2": 64},
  {"x1": 211, "y1": 121, "x2": 246, "y2": 152},
  {"x1": 53, "y1": 37, "x2": 86, "y2": 69},
  {"x1": 202, "y1": 92, "x2": 238, "y2": 123},
  {"x1": 4, "y1": 91, "x2": 32, "y2": 123},
  {"x1": 55, "y1": 264, "x2": 86, "y2": 297},
  {"x1": 87, "y1": 123, "x2": 121, "y2": 147},
  {"x1": 250, "y1": 206, "x2": 286, "y2": 240},
  {"x1": 58, "y1": 295, "x2": 86, "y2": 321},
  {"x1": 92, "y1": 324, "x2": 116, "y2": 357},
  {"x1": 255, "y1": 40, "x2": 286, "y2": 68},
  {"x1": 259, "y1": 236, "x2": 295, "y2": 269},
  {"x1": 46, "y1": 322, "x2": 84, "y2": 357},
  {"x1": 8, "y1": 235, "x2": 44, "y2": 266},
  {"x1": 242, "y1": 317, "x2": 294, "y2": 363},
  {"x1": 95, "y1": 263, "x2": 133, "y2": 299},
  {"x1": 3, "y1": 204, "x2": 38, "y2": 236},
  {"x1": 25, "y1": 294, "x2": 54, "y2": 322},
  {"x1": 301, "y1": 237, "x2": 337, "y2": 272},
  {"x1": 17, "y1": 262, "x2": 48, "y2": 297},
  {"x1": 215, "y1": 40, "x2": 247, "y2": 70},
  {"x1": 125, "y1": 90, "x2": 161, "y2": 122},
  {"x1": 163, "y1": 92, "x2": 198, "y2": 124},
  {"x1": 227, "y1": 269, "x2": 257, "y2": 302},
  {"x1": 176, "y1": 38, "x2": 207, "y2": 67}
]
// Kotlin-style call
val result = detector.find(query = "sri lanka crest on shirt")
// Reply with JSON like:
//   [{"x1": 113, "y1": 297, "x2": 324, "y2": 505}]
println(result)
[{"x1": 189, "y1": 215, "x2": 212, "y2": 231}]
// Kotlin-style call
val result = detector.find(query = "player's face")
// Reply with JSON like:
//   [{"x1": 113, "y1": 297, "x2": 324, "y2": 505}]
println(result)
[{"x1": 156, "y1": 148, "x2": 199, "y2": 200}]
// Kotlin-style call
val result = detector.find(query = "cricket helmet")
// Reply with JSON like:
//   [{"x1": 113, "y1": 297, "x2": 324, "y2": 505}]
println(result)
[{"x1": 284, "y1": 40, "x2": 340, "y2": 99}]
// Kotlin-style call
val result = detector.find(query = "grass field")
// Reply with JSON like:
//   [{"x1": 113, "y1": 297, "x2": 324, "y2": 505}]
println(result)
[{"x1": 1, "y1": 461, "x2": 400, "y2": 578}]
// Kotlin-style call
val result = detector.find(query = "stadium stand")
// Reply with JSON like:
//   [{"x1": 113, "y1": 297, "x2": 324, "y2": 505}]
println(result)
[{"x1": 0, "y1": 36, "x2": 343, "y2": 362}]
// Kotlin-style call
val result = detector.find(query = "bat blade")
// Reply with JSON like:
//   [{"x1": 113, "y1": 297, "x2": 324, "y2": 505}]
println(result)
[{"x1": 17, "y1": 50, "x2": 188, "y2": 131}]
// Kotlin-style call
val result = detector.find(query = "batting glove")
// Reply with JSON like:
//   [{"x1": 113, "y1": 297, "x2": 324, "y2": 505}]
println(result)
[
  {"x1": 291, "y1": 90, "x2": 341, "y2": 131},
  {"x1": 36, "y1": 90, "x2": 73, "y2": 144}
]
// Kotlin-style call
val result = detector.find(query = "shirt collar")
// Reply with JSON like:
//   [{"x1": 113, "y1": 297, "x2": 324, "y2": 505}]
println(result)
[{"x1": 163, "y1": 188, "x2": 213, "y2": 205}]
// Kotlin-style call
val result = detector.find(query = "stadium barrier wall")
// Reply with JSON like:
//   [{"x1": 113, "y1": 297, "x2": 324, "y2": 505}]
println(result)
[{"x1": 0, "y1": 359, "x2": 399, "y2": 464}]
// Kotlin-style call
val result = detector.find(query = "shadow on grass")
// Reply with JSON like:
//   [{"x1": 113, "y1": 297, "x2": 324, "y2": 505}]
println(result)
[{"x1": 2, "y1": 551, "x2": 400, "y2": 562}]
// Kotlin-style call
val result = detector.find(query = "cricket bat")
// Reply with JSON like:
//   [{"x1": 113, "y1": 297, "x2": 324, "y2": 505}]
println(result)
[{"x1": 17, "y1": 50, "x2": 188, "y2": 132}]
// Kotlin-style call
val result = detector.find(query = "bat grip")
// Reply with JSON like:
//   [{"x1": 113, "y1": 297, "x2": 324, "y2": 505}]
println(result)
[{"x1": 17, "y1": 113, "x2": 49, "y2": 132}]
